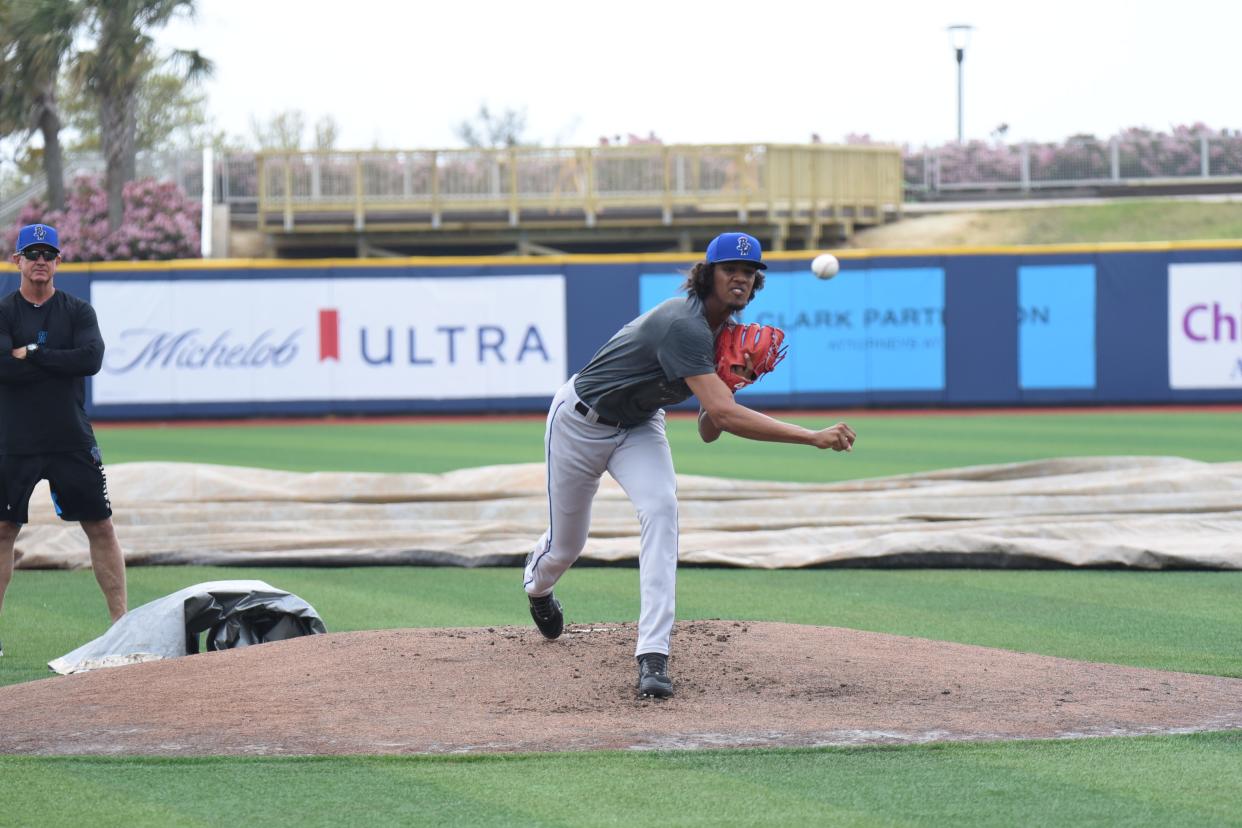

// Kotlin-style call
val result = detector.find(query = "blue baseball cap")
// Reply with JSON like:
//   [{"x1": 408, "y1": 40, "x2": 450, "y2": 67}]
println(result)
[
  {"x1": 705, "y1": 232, "x2": 766, "y2": 270},
  {"x1": 15, "y1": 223, "x2": 60, "y2": 253}
]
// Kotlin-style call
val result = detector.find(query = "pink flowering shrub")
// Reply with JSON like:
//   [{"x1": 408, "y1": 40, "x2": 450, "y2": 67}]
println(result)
[
  {"x1": 1028, "y1": 134, "x2": 1111, "y2": 181},
  {"x1": 904, "y1": 124, "x2": 1242, "y2": 192},
  {"x1": 936, "y1": 140, "x2": 1022, "y2": 185},
  {"x1": 4, "y1": 175, "x2": 201, "y2": 262}
]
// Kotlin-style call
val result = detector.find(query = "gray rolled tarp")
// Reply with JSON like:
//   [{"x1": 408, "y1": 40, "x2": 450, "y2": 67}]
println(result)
[
  {"x1": 48, "y1": 580, "x2": 327, "y2": 674},
  {"x1": 13, "y1": 456, "x2": 1242, "y2": 571}
]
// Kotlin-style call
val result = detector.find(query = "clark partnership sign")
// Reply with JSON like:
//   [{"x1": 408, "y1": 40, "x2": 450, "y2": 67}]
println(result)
[
  {"x1": 91, "y1": 276, "x2": 567, "y2": 404},
  {"x1": 640, "y1": 267, "x2": 945, "y2": 394}
]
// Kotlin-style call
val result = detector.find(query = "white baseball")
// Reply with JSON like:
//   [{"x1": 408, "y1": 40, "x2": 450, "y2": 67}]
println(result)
[{"x1": 811, "y1": 253, "x2": 840, "y2": 280}]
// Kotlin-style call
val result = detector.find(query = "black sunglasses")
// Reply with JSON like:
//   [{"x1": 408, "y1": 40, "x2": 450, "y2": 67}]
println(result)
[{"x1": 21, "y1": 249, "x2": 58, "y2": 261}]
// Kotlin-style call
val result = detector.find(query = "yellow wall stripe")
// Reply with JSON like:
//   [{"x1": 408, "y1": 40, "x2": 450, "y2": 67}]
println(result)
[{"x1": 53, "y1": 238, "x2": 1242, "y2": 273}]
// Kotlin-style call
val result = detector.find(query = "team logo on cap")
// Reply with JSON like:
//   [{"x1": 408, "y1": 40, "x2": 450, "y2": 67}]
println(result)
[
  {"x1": 736, "y1": 235, "x2": 751, "y2": 256},
  {"x1": 33, "y1": 225, "x2": 46, "y2": 240}
]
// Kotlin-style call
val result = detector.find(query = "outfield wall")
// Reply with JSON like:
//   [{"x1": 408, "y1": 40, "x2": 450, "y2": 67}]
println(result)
[{"x1": 22, "y1": 242, "x2": 1242, "y2": 419}]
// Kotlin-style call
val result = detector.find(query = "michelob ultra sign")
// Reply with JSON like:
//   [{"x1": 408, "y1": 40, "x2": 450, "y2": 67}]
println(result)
[{"x1": 91, "y1": 275, "x2": 567, "y2": 403}]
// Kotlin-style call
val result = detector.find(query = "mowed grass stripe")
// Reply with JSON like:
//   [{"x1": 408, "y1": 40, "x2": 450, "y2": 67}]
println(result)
[
  {"x1": 668, "y1": 410, "x2": 1241, "y2": 479},
  {"x1": 95, "y1": 410, "x2": 1242, "y2": 481},
  {"x1": 2, "y1": 733, "x2": 1241, "y2": 827},
  {"x1": 96, "y1": 421, "x2": 546, "y2": 473},
  {"x1": 678, "y1": 569, "x2": 1242, "y2": 677}
]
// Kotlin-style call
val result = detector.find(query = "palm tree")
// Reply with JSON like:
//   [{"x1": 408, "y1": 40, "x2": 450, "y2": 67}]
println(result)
[
  {"x1": 75, "y1": 0, "x2": 210, "y2": 230},
  {"x1": 0, "y1": 0, "x2": 86, "y2": 211}
]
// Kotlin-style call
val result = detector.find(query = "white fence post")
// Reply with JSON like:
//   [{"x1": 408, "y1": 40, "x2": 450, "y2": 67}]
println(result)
[{"x1": 200, "y1": 147, "x2": 213, "y2": 258}]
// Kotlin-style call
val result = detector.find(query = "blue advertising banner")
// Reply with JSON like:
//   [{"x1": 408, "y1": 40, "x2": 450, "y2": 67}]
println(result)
[
  {"x1": 856, "y1": 267, "x2": 945, "y2": 391},
  {"x1": 639, "y1": 267, "x2": 944, "y2": 395},
  {"x1": 60, "y1": 242, "x2": 1242, "y2": 418},
  {"x1": 1018, "y1": 264, "x2": 1096, "y2": 389}
]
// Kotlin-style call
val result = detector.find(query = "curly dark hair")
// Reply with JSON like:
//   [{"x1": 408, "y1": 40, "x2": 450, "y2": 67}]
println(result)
[{"x1": 681, "y1": 261, "x2": 766, "y2": 302}]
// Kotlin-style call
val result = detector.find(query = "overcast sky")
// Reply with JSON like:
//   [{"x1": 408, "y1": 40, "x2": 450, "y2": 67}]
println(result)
[{"x1": 156, "y1": 0, "x2": 1238, "y2": 151}]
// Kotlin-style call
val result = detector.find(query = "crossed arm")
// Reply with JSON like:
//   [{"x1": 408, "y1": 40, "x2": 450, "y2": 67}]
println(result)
[
  {"x1": 685, "y1": 372, "x2": 855, "y2": 451},
  {"x1": 0, "y1": 323, "x2": 45, "y2": 384},
  {"x1": 0, "y1": 305, "x2": 104, "y2": 382}
]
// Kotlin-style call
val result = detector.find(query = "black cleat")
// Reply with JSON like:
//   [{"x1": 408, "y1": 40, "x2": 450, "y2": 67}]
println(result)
[
  {"x1": 637, "y1": 653, "x2": 674, "y2": 698},
  {"x1": 528, "y1": 592, "x2": 563, "y2": 640}
]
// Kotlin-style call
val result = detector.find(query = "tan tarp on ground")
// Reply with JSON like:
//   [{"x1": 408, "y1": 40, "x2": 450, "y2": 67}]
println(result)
[{"x1": 13, "y1": 456, "x2": 1242, "y2": 570}]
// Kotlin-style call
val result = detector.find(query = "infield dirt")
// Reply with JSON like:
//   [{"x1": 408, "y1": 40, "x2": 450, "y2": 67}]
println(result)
[{"x1": 2, "y1": 620, "x2": 1240, "y2": 755}]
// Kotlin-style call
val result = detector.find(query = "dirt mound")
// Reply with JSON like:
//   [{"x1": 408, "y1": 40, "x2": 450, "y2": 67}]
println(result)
[{"x1": 2, "y1": 621, "x2": 1240, "y2": 756}]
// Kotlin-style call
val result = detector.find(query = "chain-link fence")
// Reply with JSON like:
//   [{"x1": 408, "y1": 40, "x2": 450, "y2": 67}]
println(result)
[{"x1": 905, "y1": 131, "x2": 1242, "y2": 197}]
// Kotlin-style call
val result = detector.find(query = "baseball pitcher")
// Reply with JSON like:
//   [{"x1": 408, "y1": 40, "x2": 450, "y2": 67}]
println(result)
[{"x1": 523, "y1": 231, "x2": 856, "y2": 698}]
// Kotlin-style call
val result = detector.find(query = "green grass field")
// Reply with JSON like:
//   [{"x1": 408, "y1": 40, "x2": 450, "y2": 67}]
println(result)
[
  {"x1": 95, "y1": 408, "x2": 1242, "y2": 480},
  {"x1": 4, "y1": 567, "x2": 1241, "y2": 688},
  {"x1": 3, "y1": 409, "x2": 1241, "y2": 826},
  {"x1": 4, "y1": 734, "x2": 1242, "y2": 828}
]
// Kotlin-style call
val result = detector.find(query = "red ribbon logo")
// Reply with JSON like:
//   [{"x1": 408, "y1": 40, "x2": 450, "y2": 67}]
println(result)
[{"x1": 319, "y1": 309, "x2": 339, "y2": 361}]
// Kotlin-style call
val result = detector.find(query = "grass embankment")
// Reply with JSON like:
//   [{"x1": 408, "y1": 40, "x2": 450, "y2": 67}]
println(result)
[{"x1": 853, "y1": 199, "x2": 1242, "y2": 249}]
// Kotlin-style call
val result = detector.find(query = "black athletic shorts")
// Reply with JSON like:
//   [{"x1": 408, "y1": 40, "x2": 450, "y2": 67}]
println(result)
[{"x1": 0, "y1": 446, "x2": 113, "y2": 524}]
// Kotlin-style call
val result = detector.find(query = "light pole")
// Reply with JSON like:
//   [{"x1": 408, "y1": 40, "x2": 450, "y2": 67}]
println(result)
[{"x1": 947, "y1": 24, "x2": 974, "y2": 143}]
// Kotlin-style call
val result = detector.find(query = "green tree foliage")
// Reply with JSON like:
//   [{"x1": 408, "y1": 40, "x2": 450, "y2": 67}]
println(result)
[
  {"x1": 60, "y1": 69, "x2": 211, "y2": 155},
  {"x1": 72, "y1": 0, "x2": 211, "y2": 230},
  {"x1": 313, "y1": 115, "x2": 339, "y2": 151},
  {"x1": 455, "y1": 103, "x2": 530, "y2": 149},
  {"x1": 0, "y1": 0, "x2": 86, "y2": 210},
  {"x1": 248, "y1": 110, "x2": 305, "y2": 152},
  {"x1": 246, "y1": 110, "x2": 341, "y2": 152}
]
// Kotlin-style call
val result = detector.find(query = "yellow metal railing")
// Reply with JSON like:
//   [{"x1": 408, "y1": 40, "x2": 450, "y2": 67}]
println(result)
[{"x1": 255, "y1": 143, "x2": 902, "y2": 231}]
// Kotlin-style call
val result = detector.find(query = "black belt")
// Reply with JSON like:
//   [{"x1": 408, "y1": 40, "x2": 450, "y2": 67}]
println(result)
[{"x1": 574, "y1": 401, "x2": 621, "y2": 428}]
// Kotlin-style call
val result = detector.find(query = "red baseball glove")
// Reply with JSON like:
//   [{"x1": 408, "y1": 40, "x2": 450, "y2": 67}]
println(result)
[{"x1": 714, "y1": 323, "x2": 787, "y2": 392}]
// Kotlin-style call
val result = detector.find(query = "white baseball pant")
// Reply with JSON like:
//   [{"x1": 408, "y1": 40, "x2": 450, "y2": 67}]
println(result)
[{"x1": 523, "y1": 377, "x2": 679, "y2": 656}]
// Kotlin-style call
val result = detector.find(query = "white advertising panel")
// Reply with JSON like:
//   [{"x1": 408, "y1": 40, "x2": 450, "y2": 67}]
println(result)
[
  {"x1": 1168, "y1": 263, "x2": 1242, "y2": 389},
  {"x1": 92, "y1": 276, "x2": 567, "y2": 403}
]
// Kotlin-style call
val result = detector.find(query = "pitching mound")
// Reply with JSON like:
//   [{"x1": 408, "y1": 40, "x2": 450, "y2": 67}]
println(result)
[{"x1": 2, "y1": 621, "x2": 1240, "y2": 755}]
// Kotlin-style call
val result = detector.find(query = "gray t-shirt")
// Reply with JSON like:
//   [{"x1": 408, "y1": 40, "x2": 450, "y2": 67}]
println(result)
[{"x1": 574, "y1": 294, "x2": 718, "y2": 427}]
